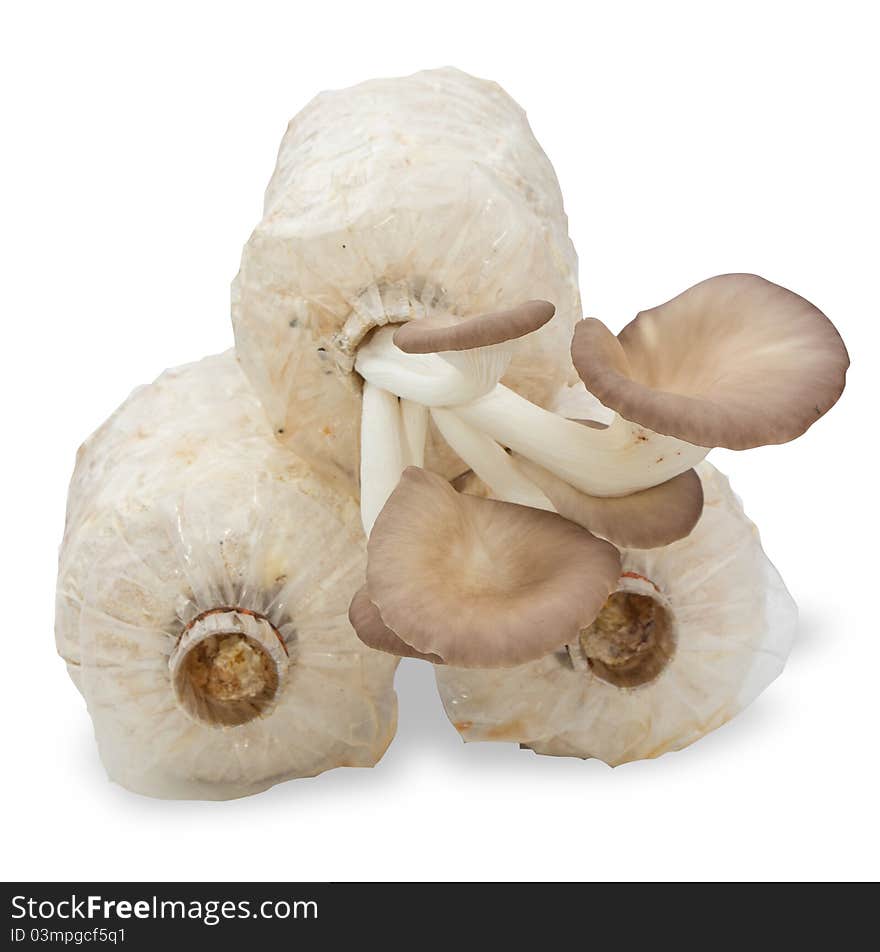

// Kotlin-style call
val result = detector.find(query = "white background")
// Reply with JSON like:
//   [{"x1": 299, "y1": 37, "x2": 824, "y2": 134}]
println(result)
[{"x1": 2, "y1": 1, "x2": 878, "y2": 882}]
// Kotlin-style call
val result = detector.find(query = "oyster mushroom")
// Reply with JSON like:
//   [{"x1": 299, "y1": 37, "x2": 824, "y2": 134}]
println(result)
[
  {"x1": 350, "y1": 467, "x2": 622, "y2": 668},
  {"x1": 434, "y1": 463, "x2": 798, "y2": 765},
  {"x1": 571, "y1": 273, "x2": 850, "y2": 450},
  {"x1": 355, "y1": 312, "x2": 708, "y2": 497},
  {"x1": 56, "y1": 352, "x2": 398, "y2": 800},
  {"x1": 392, "y1": 300, "x2": 556, "y2": 354},
  {"x1": 453, "y1": 271, "x2": 849, "y2": 494},
  {"x1": 357, "y1": 302, "x2": 705, "y2": 547},
  {"x1": 233, "y1": 67, "x2": 581, "y2": 488},
  {"x1": 358, "y1": 273, "x2": 848, "y2": 503},
  {"x1": 355, "y1": 300, "x2": 556, "y2": 533}
]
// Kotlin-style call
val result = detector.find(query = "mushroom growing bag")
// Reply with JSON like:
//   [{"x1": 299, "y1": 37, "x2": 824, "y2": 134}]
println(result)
[
  {"x1": 435, "y1": 463, "x2": 797, "y2": 765},
  {"x1": 56, "y1": 352, "x2": 398, "y2": 799},
  {"x1": 233, "y1": 67, "x2": 581, "y2": 486}
]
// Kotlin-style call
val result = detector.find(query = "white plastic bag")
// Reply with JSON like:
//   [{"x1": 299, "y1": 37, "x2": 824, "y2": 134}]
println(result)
[
  {"x1": 233, "y1": 67, "x2": 581, "y2": 486},
  {"x1": 56, "y1": 352, "x2": 398, "y2": 799}
]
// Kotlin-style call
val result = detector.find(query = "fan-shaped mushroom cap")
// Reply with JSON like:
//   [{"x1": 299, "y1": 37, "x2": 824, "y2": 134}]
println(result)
[
  {"x1": 517, "y1": 459, "x2": 704, "y2": 549},
  {"x1": 349, "y1": 586, "x2": 443, "y2": 663},
  {"x1": 393, "y1": 301, "x2": 556, "y2": 354},
  {"x1": 365, "y1": 467, "x2": 621, "y2": 668},
  {"x1": 571, "y1": 274, "x2": 849, "y2": 450}
]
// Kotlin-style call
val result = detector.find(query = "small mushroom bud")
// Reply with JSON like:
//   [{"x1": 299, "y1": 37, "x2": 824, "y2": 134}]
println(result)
[{"x1": 56, "y1": 352, "x2": 398, "y2": 800}]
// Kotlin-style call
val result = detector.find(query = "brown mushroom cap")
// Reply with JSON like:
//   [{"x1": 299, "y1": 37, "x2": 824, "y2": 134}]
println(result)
[
  {"x1": 348, "y1": 586, "x2": 444, "y2": 663},
  {"x1": 571, "y1": 274, "x2": 849, "y2": 450},
  {"x1": 366, "y1": 467, "x2": 621, "y2": 668},
  {"x1": 393, "y1": 300, "x2": 555, "y2": 354},
  {"x1": 516, "y1": 458, "x2": 704, "y2": 549}
]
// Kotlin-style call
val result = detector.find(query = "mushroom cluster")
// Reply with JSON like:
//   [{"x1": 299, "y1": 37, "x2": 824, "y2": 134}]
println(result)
[
  {"x1": 56, "y1": 68, "x2": 849, "y2": 799},
  {"x1": 350, "y1": 275, "x2": 847, "y2": 682}
]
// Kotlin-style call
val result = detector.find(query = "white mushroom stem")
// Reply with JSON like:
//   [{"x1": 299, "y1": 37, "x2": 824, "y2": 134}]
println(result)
[
  {"x1": 355, "y1": 326, "x2": 709, "y2": 496},
  {"x1": 430, "y1": 408, "x2": 553, "y2": 510},
  {"x1": 453, "y1": 385, "x2": 710, "y2": 496},
  {"x1": 551, "y1": 382, "x2": 616, "y2": 425},
  {"x1": 436, "y1": 344, "x2": 514, "y2": 396},
  {"x1": 355, "y1": 326, "x2": 509, "y2": 406},
  {"x1": 400, "y1": 399, "x2": 428, "y2": 467},
  {"x1": 360, "y1": 382, "x2": 406, "y2": 535}
]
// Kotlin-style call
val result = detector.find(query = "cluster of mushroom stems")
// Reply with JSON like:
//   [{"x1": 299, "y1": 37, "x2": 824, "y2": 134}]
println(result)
[{"x1": 351, "y1": 274, "x2": 848, "y2": 673}]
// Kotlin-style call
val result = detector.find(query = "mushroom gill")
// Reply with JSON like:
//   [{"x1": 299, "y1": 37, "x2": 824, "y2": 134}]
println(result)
[{"x1": 571, "y1": 273, "x2": 849, "y2": 450}]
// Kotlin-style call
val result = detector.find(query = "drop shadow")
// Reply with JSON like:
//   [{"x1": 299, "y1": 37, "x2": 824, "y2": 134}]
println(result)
[
  {"x1": 787, "y1": 607, "x2": 831, "y2": 666},
  {"x1": 78, "y1": 636, "x2": 810, "y2": 816},
  {"x1": 388, "y1": 658, "x2": 467, "y2": 754},
  {"x1": 385, "y1": 659, "x2": 558, "y2": 772},
  {"x1": 84, "y1": 659, "x2": 517, "y2": 815}
]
